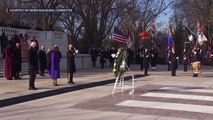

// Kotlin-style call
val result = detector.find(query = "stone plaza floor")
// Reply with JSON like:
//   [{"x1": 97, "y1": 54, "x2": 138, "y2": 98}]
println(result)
[{"x1": 0, "y1": 64, "x2": 213, "y2": 120}]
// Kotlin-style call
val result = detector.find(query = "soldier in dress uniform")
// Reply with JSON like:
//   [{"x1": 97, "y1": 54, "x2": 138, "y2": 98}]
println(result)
[
  {"x1": 191, "y1": 46, "x2": 201, "y2": 77},
  {"x1": 126, "y1": 47, "x2": 133, "y2": 67},
  {"x1": 167, "y1": 47, "x2": 172, "y2": 71},
  {"x1": 138, "y1": 46, "x2": 144, "y2": 70},
  {"x1": 183, "y1": 48, "x2": 189, "y2": 72},
  {"x1": 169, "y1": 47, "x2": 178, "y2": 76},
  {"x1": 143, "y1": 48, "x2": 150, "y2": 76},
  {"x1": 150, "y1": 46, "x2": 158, "y2": 71},
  {"x1": 99, "y1": 49, "x2": 106, "y2": 69}
]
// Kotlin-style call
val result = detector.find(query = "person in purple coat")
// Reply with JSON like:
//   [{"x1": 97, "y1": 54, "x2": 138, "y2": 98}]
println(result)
[{"x1": 50, "y1": 45, "x2": 62, "y2": 86}]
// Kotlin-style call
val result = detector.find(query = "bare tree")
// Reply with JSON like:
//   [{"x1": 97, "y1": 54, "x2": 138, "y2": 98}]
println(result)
[
  {"x1": 59, "y1": 0, "x2": 83, "y2": 44},
  {"x1": 117, "y1": 0, "x2": 173, "y2": 49},
  {"x1": 0, "y1": 0, "x2": 22, "y2": 26},
  {"x1": 173, "y1": 0, "x2": 213, "y2": 44},
  {"x1": 19, "y1": 0, "x2": 62, "y2": 30},
  {"x1": 72, "y1": 0, "x2": 131, "y2": 48}
]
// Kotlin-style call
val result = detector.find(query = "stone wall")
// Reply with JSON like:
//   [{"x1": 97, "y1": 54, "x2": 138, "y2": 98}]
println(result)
[{"x1": 0, "y1": 26, "x2": 68, "y2": 56}]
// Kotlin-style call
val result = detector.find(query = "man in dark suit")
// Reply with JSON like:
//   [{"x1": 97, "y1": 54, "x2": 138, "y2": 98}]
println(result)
[
  {"x1": 13, "y1": 43, "x2": 22, "y2": 79},
  {"x1": 38, "y1": 45, "x2": 47, "y2": 76},
  {"x1": 28, "y1": 41, "x2": 38, "y2": 90},
  {"x1": 67, "y1": 44, "x2": 77, "y2": 84}
]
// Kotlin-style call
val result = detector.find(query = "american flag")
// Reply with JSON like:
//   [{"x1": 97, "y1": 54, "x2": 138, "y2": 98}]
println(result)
[{"x1": 113, "y1": 27, "x2": 127, "y2": 45}]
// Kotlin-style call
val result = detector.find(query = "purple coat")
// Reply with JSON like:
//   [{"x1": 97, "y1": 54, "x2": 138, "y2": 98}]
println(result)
[{"x1": 50, "y1": 51, "x2": 61, "y2": 79}]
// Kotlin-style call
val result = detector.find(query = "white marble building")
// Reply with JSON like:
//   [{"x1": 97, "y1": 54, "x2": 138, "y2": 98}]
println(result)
[{"x1": 0, "y1": 26, "x2": 68, "y2": 56}]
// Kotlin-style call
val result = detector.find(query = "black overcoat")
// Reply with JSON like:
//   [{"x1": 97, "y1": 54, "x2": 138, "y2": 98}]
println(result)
[
  {"x1": 28, "y1": 47, "x2": 38, "y2": 74},
  {"x1": 67, "y1": 49, "x2": 76, "y2": 73},
  {"x1": 38, "y1": 50, "x2": 47, "y2": 70},
  {"x1": 13, "y1": 47, "x2": 22, "y2": 71}
]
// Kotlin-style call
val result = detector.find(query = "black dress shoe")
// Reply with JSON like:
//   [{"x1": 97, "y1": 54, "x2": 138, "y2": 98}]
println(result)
[
  {"x1": 193, "y1": 74, "x2": 198, "y2": 77},
  {"x1": 68, "y1": 82, "x2": 75, "y2": 85},
  {"x1": 29, "y1": 87, "x2": 37, "y2": 90}
]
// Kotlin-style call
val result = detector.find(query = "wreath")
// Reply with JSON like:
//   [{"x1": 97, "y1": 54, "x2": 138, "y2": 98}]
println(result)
[{"x1": 113, "y1": 48, "x2": 127, "y2": 77}]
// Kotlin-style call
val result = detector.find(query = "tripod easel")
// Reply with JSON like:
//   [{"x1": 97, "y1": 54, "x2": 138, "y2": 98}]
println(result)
[{"x1": 112, "y1": 63, "x2": 134, "y2": 94}]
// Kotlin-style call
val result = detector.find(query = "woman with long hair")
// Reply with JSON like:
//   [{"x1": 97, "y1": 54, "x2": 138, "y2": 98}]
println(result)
[{"x1": 50, "y1": 46, "x2": 61, "y2": 86}]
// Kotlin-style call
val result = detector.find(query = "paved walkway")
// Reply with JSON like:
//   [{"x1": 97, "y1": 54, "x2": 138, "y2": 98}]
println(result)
[{"x1": 0, "y1": 64, "x2": 213, "y2": 120}]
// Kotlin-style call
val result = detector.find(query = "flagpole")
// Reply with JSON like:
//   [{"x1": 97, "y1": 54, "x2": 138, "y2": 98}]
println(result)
[
  {"x1": 5, "y1": 0, "x2": 8, "y2": 14},
  {"x1": 184, "y1": 24, "x2": 198, "y2": 38}
]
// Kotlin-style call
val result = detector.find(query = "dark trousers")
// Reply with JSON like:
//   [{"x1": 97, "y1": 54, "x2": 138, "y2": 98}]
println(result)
[
  {"x1": 144, "y1": 68, "x2": 148, "y2": 75},
  {"x1": 92, "y1": 61, "x2": 96, "y2": 67},
  {"x1": 193, "y1": 73, "x2": 198, "y2": 77},
  {"x1": 40, "y1": 68, "x2": 45, "y2": 75},
  {"x1": 1, "y1": 46, "x2": 5, "y2": 58},
  {"x1": 140, "y1": 58, "x2": 143, "y2": 70},
  {"x1": 110, "y1": 61, "x2": 114, "y2": 68},
  {"x1": 184, "y1": 64, "x2": 187, "y2": 72},
  {"x1": 68, "y1": 72, "x2": 74, "y2": 83},
  {"x1": 168, "y1": 62, "x2": 171, "y2": 71},
  {"x1": 171, "y1": 68, "x2": 176, "y2": 76},
  {"x1": 29, "y1": 72, "x2": 36, "y2": 88},
  {"x1": 1, "y1": 46, "x2": 3, "y2": 54},
  {"x1": 101, "y1": 63, "x2": 104, "y2": 69},
  {"x1": 14, "y1": 71, "x2": 20, "y2": 79}
]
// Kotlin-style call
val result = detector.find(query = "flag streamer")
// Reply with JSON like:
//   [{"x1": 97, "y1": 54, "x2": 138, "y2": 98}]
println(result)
[{"x1": 167, "y1": 22, "x2": 175, "y2": 48}]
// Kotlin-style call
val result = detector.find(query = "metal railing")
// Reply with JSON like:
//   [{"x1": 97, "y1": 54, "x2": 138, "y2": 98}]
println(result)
[{"x1": 61, "y1": 54, "x2": 102, "y2": 70}]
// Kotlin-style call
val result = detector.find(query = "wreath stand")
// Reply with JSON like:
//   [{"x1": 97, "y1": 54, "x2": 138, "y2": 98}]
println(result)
[{"x1": 112, "y1": 64, "x2": 135, "y2": 94}]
